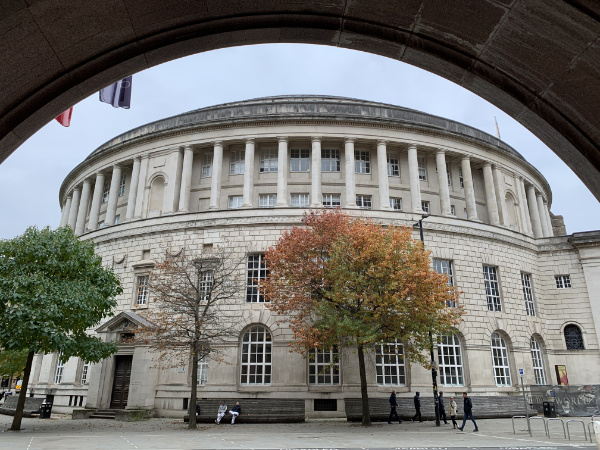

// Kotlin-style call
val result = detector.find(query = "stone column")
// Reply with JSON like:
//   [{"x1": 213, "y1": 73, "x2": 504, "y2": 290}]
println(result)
[
  {"x1": 536, "y1": 194, "x2": 550, "y2": 237},
  {"x1": 436, "y1": 149, "x2": 452, "y2": 216},
  {"x1": 60, "y1": 195, "x2": 72, "y2": 228},
  {"x1": 544, "y1": 202, "x2": 554, "y2": 237},
  {"x1": 493, "y1": 165, "x2": 508, "y2": 225},
  {"x1": 104, "y1": 165, "x2": 122, "y2": 226},
  {"x1": 408, "y1": 144, "x2": 423, "y2": 213},
  {"x1": 88, "y1": 172, "x2": 105, "y2": 230},
  {"x1": 276, "y1": 137, "x2": 288, "y2": 207},
  {"x1": 513, "y1": 175, "x2": 528, "y2": 234},
  {"x1": 520, "y1": 178, "x2": 533, "y2": 235},
  {"x1": 461, "y1": 157, "x2": 478, "y2": 220},
  {"x1": 75, "y1": 179, "x2": 92, "y2": 235},
  {"x1": 134, "y1": 156, "x2": 149, "y2": 219},
  {"x1": 162, "y1": 147, "x2": 183, "y2": 215},
  {"x1": 526, "y1": 185, "x2": 543, "y2": 238},
  {"x1": 126, "y1": 158, "x2": 141, "y2": 220},
  {"x1": 311, "y1": 137, "x2": 322, "y2": 207},
  {"x1": 67, "y1": 187, "x2": 81, "y2": 230},
  {"x1": 377, "y1": 140, "x2": 391, "y2": 210},
  {"x1": 344, "y1": 138, "x2": 356, "y2": 207},
  {"x1": 482, "y1": 163, "x2": 500, "y2": 225},
  {"x1": 178, "y1": 146, "x2": 194, "y2": 212},
  {"x1": 243, "y1": 139, "x2": 255, "y2": 207},
  {"x1": 209, "y1": 142, "x2": 223, "y2": 209}
]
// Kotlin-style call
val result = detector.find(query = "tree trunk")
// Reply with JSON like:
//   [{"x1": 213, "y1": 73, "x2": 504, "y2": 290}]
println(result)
[
  {"x1": 189, "y1": 345, "x2": 198, "y2": 429},
  {"x1": 357, "y1": 344, "x2": 371, "y2": 426},
  {"x1": 10, "y1": 350, "x2": 34, "y2": 431}
]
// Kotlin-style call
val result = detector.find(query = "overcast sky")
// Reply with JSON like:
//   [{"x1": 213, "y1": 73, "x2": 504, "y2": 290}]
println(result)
[{"x1": 0, "y1": 44, "x2": 598, "y2": 240}]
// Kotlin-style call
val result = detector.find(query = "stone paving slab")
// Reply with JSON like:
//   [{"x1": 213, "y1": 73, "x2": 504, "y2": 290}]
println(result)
[{"x1": 0, "y1": 414, "x2": 596, "y2": 449}]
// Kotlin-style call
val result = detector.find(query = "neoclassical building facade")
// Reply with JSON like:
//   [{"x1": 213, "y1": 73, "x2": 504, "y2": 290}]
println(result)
[{"x1": 29, "y1": 96, "x2": 600, "y2": 417}]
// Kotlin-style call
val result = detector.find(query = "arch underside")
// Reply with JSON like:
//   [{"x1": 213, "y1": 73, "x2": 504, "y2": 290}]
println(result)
[{"x1": 2, "y1": 1, "x2": 600, "y2": 200}]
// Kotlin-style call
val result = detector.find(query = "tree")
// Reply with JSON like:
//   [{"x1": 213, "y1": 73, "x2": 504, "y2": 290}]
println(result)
[
  {"x1": 0, "y1": 226, "x2": 121, "y2": 431},
  {"x1": 263, "y1": 211, "x2": 463, "y2": 426},
  {"x1": 0, "y1": 349, "x2": 28, "y2": 388},
  {"x1": 137, "y1": 243, "x2": 246, "y2": 429}
]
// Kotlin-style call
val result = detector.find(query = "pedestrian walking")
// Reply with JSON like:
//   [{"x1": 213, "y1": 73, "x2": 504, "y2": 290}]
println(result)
[
  {"x1": 215, "y1": 400, "x2": 227, "y2": 424},
  {"x1": 449, "y1": 396, "x2": 458, "y2": 429},
  {"x1": 438, "y1": 392, "x2": 448, "y2": 424},
  {"x1": 412, "y1": 392, "x2": 422, "y2": 422},
  {"x1": 458, "y1": 392, "x2": 478, "y2": 432},
  {"x1": 388, "y1": 390, "x2": 402, "y2": 424}
]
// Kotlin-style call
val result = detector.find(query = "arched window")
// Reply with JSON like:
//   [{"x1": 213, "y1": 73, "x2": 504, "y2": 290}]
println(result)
[
  {"x1": 437, "y1": 334, "x2": 464, "y2": 386},
  {"x1": 375, "y1": 341, "x2": 405, "y2": 386},
  {"x1": 564, "y1": 325, "x2": 584, "y2": 350},
  {"x1": 530, "y1": 337, "x2": 546, "y2": 385},
  {"x1": 240, "y1": 326, "x2": 272, "y2": 385},
  {"x1": 490, "y1": 333, "x2": 512, "y2": 386},
  {"x1": 308, "y1": 347, "x2": 340, "y2": 385}
]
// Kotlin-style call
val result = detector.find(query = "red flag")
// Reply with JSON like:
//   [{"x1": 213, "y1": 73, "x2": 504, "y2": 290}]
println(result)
[{"x1": 55, "y1": 107, "x2": 73, "y2": 127}]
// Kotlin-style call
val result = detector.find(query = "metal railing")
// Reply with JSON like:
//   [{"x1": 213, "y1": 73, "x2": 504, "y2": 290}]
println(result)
[
  {"x1": 546, "y1": 417, "x2": 566, "y2": 439},
  {"x1": 566, "y1": 419, "x2": 587, "y2": 441}
]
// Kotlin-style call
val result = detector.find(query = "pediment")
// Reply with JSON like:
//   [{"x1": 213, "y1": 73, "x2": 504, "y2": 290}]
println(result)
[{"x1": 96, "y1": 310, "x2": 154, "y2": 333}]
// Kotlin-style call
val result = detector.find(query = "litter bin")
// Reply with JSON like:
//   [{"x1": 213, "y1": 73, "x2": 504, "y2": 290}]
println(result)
[
  {"x1": 543, "y1": 401, "x2": 556, "y2": 418},
  {"x1": 39, "y1": 401, "x2": 52, "y2": 419}
]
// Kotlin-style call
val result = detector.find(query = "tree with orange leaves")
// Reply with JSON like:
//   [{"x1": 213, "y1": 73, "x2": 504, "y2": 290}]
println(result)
[{"x1": 263, "y1": 210, "x2": 463, "y2": 426}]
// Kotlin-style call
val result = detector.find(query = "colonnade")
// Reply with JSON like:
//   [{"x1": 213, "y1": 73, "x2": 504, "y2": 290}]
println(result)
[{"x1": 59, "y1": 138, "x2": 555, "y2": 239}]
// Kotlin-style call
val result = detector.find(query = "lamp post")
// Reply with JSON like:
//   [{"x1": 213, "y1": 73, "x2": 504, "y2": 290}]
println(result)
[{"x1": 413, "y1": 214, "x2": 441, "y2": 427}]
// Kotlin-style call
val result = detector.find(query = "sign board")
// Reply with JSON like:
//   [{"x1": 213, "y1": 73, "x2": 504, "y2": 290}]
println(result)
[{"x1": 519, "y1": 368, "x2": 524, "y2": 377}]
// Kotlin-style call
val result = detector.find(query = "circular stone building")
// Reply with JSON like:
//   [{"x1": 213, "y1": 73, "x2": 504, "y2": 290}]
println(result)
[{"x1": 29, "y1": 96, "x2": 600, "y2": 419}]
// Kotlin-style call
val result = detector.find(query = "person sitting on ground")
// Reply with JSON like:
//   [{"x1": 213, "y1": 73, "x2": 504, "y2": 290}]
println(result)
[
  {"x1": 229, "y1": 401, "x2": 241, "y2": 424},
  {"x1": 216, "y1": 400, "x2": 227, "y2": 424}
]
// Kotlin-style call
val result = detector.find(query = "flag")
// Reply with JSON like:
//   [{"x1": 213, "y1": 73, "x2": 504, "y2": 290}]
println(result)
[
  {"x1": 494, "y1": 116, "x2": 501, "y2": 139},
  {"x1": 99, "y1": 76, "x2": 132, "y2": 108},
  {"x1": 55, "y1": 107, "x2": 73, "y2": 127}
]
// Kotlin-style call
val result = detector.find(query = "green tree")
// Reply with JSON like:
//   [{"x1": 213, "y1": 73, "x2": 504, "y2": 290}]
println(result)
[
  {"x1": 264, "y1": 211, "x2": 463, "y2": 426},
  {"x1": 0, "y1": 226, "x2": 121, "y2": 430},
  {"x1": 0, "y1": 349, "x2": 28, "y2": 386}
]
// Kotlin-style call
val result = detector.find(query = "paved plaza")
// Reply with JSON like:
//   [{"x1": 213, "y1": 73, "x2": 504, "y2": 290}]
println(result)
[{"x1": 0, "y1": 414, "x2": 597, "y2": 450}]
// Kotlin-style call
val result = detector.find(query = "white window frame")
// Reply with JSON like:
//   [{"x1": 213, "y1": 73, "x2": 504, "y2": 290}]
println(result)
[
  {"x1": 246, "y1": 254, "x2": 268, "y2": 303},
  {"x1": 356, "y1": 194, "x2": 372, "y2": 209},
  {"x1": 555, "y1": 275, "x2": 572, "y2": 289},
  {"x1": 259, "y1": 149, "x2": 278, "y2": 173},
  {"x1": 375, "y1": 341, "x2": 405, "y2": 386},
  {"x1": 530, "y1": 337, "x2": 546, "y2": 385},
  {"x1": 389, "y1": 197, "x2": 402, "y2": 211},
  {"x1": 55, "y1": 354, "x2": 65, "y2": 384},
  {"x1": 136, "y1": 275, "x2": 149, "y2": 305},
  {"x1": 322, "y1": 193, "x2": 341, "y2": 208},
  {"x1": 240, "y1": 326, "x2": 272, "y2": 385},
  {"x1": 438, "y1": 334, "x2": 464, "y2": 386},
  {"x1": 201, "y1": 153, "x2": 212, "y2": 178},
  {"x1": 102, "y1": 182, "x2": 110, "y2": 204},
  {"x1": 355, "y1": 150, "x2": 370, "y2": 174},
  {"x1": 97, "y1": 220, "x2": 105, "y2": 228},
  {"x1": 81, "y1": 361, "x2": 89, "y2": 384},
  {"x1": 483, "y1": 265, "x2": 502, "y2": 312},
  {"x1": 421, "y1": 201, "x2": 430, "y2": 214},
  {"x1": 418, "y1": 156, "x2": 427, "y2": 180},
  {"x1": 197, "y1": 357, "x2": 208, "y2": 386},
  {"x1": 321, "y1": 149, "x2": 340, "y2": 172},
  {"x1": 387, "y1": 153, "x2": 399, "y2": 177},
  {"x1": 309, "y1": 347, "x2": 340, "y2": 385},
  {"x1": 433, "y1": 259, "x2": 455, "y2": 307},
  {"x1": 118, "y1": 173, "x2": 126, "y2": 197},
  {"x1": 230, "y1": 150, "x2": 245, "y2": 175},
  {"x1": 490, "y1": 332, "x2": 512, "y2": 386},
  {"x1": 114, "y1": 214, "x2": 120, "y2": 225},
  {"x1": 521, "y1": 273, "x2": 535, "y2": 316},
  {"x1": 290, "y1": 148, "x2": 310, "y2": 172},
  {"x1": 259, "y1": 194, "x2": 277, "y2": 208},
  {"x1": 446, "y1": 167, "x2": 451, "y2": 186},
  {"x1": 228, "y1": 195, "x2": 244, "y2": 209},
  {"x1": 199, "y1": 271, "x2": 213, "y2": 302},
  {"x1": 450, "y1": 205, "x2": 456, "y2": 216},
  {"x1": 459, "y1": 166, "x2": 464, "y2": 188},
  {"x1": 290, "y1": 193, "x2": 310, "y2": 207}
]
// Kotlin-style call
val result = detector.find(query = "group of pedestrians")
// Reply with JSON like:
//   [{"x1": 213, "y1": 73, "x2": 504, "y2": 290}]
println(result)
[
  {"x1": 389, "y1": 391, "x2": 478, "y2": 432},
  {"x1": 215, "y1": 401, "x2": 241, "y2": 424}
]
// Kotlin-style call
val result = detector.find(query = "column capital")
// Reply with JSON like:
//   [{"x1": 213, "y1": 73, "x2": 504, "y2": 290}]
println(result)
[
  {"x1": 133, "y1": 156, "x2": 142, "y2": 163},
  {"x1": 111, "y1": 163, "x2": 122, "y2": 169},
  {"x1": 183, "y1": 145, "x2": 194, "y2": 152},
  {"x1": 376, "y1": 139, "x2": 387, "y2": 146},
  {"x1": 482, "y1": 161, "x2": 492, "y2": 169},
  {"x1": 311, "y1": 136, "x2": 322, "y2": 143},
  {"x1": 277, "y1": 136, "x2": 288, "y2": 143},
  {"x1": 245, "y1": 138, "x2": 255, "y2": 145},
  {"x1": 408, "y1": 143, "x2": 418, "y2": 150},
  {"x1": 212, "y1": 140, "x2": 224, "y2": 148},
  {"x1": 436, "y1": 148, "x2": 446, "y2": 155},
  {"x1": 344, "y1": 137, "x2": 355, "y2": 144},
  {"x1": 461, "y1": 155, "x2": 471, "y2": 162}
]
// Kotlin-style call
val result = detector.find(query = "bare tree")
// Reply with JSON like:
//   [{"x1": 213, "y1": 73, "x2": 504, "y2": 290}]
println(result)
[{"x1": 137, "y1": 243, "x2": 246, "y2": 429}]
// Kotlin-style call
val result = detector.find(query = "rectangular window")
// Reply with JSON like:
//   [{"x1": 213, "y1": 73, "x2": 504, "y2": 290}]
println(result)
[
  {"x1": 102, "y1": 182, "x2": 110, "y2": 203},
  {"x1": 418, "y1": 157, "x2": 427, "y2": 180},
  {"x1": 390, "y1": 197, "x2": 402, "y2": 211},
  {"x1": 555, "y1": 275, "x2": 571, "y2": 289},
  {"x1": 464, "y1": 208, "x2": 468, "y2": 219},
  {"x1": 200, "y1": 271, "x2": 213, "y2": 302},
  {"x1": 308, "y1": 347, "x2": 340, "y2": 385},
  {"x1": 459, "y1": 167, "x2": 464, "y2": 188},
  {"x1": 438, "y1": 335, "x2": 464, "y2": 386},
  {"x1": 450, "y1": 205, "x2": 456, "y2": 216},
  {"x1": 97, "y1": 220, "x2": 105, "y2": 228},
  {"x1": 246, "y1": 254, "x2": 268, "y2": 303},
  {"x1": 521, "y1": 273, "x2": 535, "y2": 316},
  {"x1": 259, "y1": 194, "x2": 277, "y2": 208},
  {"x1": 197, "y1": 357, "x2": 208, "y2": 386},
  {"x1": 290, "y1": 149, "x2": 310, "y2": 172},
  {"x1": 201, "y1": 153, "x2": 212, "y2": 178},
  {"x1": 483, "y1": 266, "x2": 502, "y2": 312},
  {"x1": 81, "y1": 361, "x2": 89, "y2": 384},
  {"x1": 228, "y1": 195, "x2": 244, "y2": 209},
  {"x1": 118, "y1": 173, "x2": 126, "y2": 196},
  {"x1": 376, "y1": 341, "x2": 405, "y2": 386},
  {"x1": 355, "y1": 150, "x2": 370, "y2": 174},
  {"x1": 322, "y1": 194, "x2": 341, "y2": 208},
  {"x1": 136, "y1": 275, "x2": 149, "y2": 305},
  {"x1": 387, "y1": 153, "x2": 399, "y2": 176},
  {"x1": 230, "y1": 150, "x2": 245, "y2": 175},
  {"x1": 447, "y1": 167, "x2": 451, "y2": 186},
  {"x1": 421, "y1": 201, "x2": 430, "y2": 214},
  {"x1": 290, "y1": 193, "x2": 310, "y2": 207},
  {"x1": 433, "y1": 259, "x2": 455, "y2": 307},
  {"x1": 55, "y1": 354, "x2": 64, "y2": 384},
  {"x1": 259, "y1": 149, "x2": 278, "y2": 173},
  {"x1": 321, "y1": 149, "x2": 341, "y2": 172},
  {"x1": 114, "y1": 215, "x2": 120, "y2": 225},
  {"x1": 356, "y1": 194, "x2": 372, "y2": 209}
]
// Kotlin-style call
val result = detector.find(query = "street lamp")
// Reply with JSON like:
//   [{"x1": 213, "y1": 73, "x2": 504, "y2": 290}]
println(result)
[{"x1": 413, "y1": 214, "x2": 441, "y2": 427}]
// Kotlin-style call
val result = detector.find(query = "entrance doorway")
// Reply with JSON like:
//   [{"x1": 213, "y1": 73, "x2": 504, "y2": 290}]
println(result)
[{"x1": 110, "y1": 355, "x2": 132, "y2": 409}]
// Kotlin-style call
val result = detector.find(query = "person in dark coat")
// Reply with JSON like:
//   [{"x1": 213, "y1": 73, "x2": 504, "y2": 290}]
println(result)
[
  {"x1": 458, "y1": 392, "x2": 478, "y2": 432},
  {"x1": 388, "y1": 390, "x2": 402, "y2": 424},
  {"x1": 438, "y1": 392, "x2": 448, "y2": 424},
  {"x1": 412, "y1": 391, "x2": 422, "y2": 422}
]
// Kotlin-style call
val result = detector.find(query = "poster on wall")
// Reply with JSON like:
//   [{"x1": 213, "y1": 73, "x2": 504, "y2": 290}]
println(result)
[
  {"x1": 556, "y1": 365, "x2": 569, "y2": 385},
  {"x1": 530, "y1": 385, "x2": 600, "y2": 416}
]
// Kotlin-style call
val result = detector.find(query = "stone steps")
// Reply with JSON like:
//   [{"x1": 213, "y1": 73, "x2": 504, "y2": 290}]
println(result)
[{"x1": 89, "y1": 409, "x2": 118, "y2": 419}]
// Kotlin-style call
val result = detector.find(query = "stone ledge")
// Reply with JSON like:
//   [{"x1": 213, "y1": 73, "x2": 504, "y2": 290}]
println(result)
[
  {"x1": 115, "y1": 409, "x2": 152, "y2": 421},
  {"x1": 72, "y1": 408, "x2": 96, "y2": 419}
]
